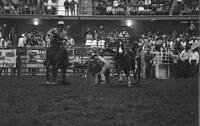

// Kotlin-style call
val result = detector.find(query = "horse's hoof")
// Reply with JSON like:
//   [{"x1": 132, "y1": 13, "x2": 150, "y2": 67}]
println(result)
[
  {"x1": 100, "y1": 81, "x2": 106, "y2": 85},
  {"x1": 128, "y1": 82, "x2": 132, "y2": 87}
]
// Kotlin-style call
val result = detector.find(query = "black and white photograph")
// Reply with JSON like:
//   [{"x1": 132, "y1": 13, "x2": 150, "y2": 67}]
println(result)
[{"x1": 0, "y1": 0, "x2": 199, "y2": 125}]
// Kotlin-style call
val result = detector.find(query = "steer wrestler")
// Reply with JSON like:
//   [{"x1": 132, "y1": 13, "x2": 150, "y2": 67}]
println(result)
[{"x1": 90, "y1": 53, "x2": 111, "y2": 85}]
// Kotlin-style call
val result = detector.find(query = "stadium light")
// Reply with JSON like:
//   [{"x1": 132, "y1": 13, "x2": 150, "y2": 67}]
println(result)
[
  {"x1": 33, "y1": 19, "x2": 39, "y2": 26},
  {"x1": 126, "y1": 20, "x2": 133, "y2": 27}
]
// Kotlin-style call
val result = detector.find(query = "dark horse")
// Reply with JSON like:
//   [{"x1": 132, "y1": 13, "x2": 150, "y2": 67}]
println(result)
[
  {"x1": 44, "y1": 33, "x2": 69, "y2": 85},
  {"x1": 104, "y1": 41, "x2": 140, "y2": 87}
]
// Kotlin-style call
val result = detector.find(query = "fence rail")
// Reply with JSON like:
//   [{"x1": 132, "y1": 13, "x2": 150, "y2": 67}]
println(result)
[
  {"x1": 0, "y1": 4, "x2": 198, "y2": 16},
  {"x1": 0, "y1": 47, "x2": 115, "y2": 76},
  {"x1": 0, "y1": 47, "x2": 175, "y2": 79}
]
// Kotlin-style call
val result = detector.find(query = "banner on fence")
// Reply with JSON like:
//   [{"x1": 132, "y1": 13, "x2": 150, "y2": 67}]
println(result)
[
  {"x1": 26, "y1": 50, "x2": 46, "y2": 68},
  {"x1": 0, "y1": 49, "x2": 16, "y2": 67}
]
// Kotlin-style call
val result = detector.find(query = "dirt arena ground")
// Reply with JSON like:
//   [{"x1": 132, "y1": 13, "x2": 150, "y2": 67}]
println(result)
[{"x1": 0, "y1": 75, "x2": 198, "y2": 126}]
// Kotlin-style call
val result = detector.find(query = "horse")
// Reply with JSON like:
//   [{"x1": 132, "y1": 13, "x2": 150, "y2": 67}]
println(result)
[
  {"x1": 44, "y1": 33, "x2": 70, "y2": 85},
  {"x1": 104, "y1": 41, "x2": 140, "y2": 87}
]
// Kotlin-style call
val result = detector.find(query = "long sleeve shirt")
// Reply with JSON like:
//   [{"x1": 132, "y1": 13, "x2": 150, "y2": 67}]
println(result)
[
  {"x1": 180, "y1": 50, "x2": 189, "y2": 61},
  {"x1": 189, "y1": 51, "x2": 199, "y2": 64}
]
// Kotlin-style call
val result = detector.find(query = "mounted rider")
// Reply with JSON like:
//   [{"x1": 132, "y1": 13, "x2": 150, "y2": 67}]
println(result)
[{"x1": 44, "y1": 21, "x2": 70, "y2": 65}]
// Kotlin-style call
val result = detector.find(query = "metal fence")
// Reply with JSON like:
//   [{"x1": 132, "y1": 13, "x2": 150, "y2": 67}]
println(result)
[
  {"x1": 0, "y1": 47, "x2": 175, "y2": 79},
  {"x1": 0, "y1": 47, "x2": 115, "y2": 76}
]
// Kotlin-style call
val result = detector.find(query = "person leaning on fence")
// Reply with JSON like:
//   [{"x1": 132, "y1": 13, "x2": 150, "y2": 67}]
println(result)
[
  {"x1": 90, "y1": 53, "x2": 110, "y2": 85},
  {"x1": 189, "y1": 49, "x2": 199, "y2": 80}
]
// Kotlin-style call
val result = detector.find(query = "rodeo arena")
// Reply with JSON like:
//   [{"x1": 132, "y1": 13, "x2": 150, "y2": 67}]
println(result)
[{"x1": 0, "y1": 0, "x2": 199, "y2": 125}]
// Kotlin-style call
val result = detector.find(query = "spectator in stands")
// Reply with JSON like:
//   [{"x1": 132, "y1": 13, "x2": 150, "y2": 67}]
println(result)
[
  {"x1": 106, "y1": 2, "x2": 112, "y2": 15},
  {"x1": 85, "y1": 31, "x2": 93, "y2": 46},
  {"x1": 112, "y1": 0, "x2": 119, "y2": 14},
  {"x1": 11, "y1": 0, "x2": 19, "y2": 13},
  {"x1": 113, "y1": 0, "x2": 119, "y2": 8},
  {"x1": 189, "y1": 49, "x2": 199, "y2": 80},
  {"x1": 3, "y1": 38, "x2": 12, "y2": 48},
  {"x1": 0, "y1": 26, "x2": 2, "y2": 39},
  {"x1": 179, "y1": 46, "x2": 190, "y2": 78},
  {"x1": 187, "y1": 22, "x2": 196, "y2": 36},
  {"x1": 0, "y1": 36, "x2": 4, "y2": 48},
  {"x1": 0, "y1": 0, "x2": 3, "y2": 11},
  {"x1": 9, "y1": 26, "x2": 18, "y2": 47},
  {"x1": 64, "y1": 0, "x2": 70, "y2": 15},
  {"x1": 69, "y1": 0, "x2": 77, "y2": 16},
  {"x1": 18, "y1": 33, "x2": 26, "y2": 47},
  {"x1": 93, "y1": 29, "x2": 98, "y2": 40},
  {"x1": 44, "y1": 0, "x2": 55, "y2": 14},
  {"x1": 1, "y1": 24, "x2": 8, "y2": 39},
  {"x1": 145, "y1": 48, "x2": 154, "y2": 78},
  {"x1": 86, "y1": 31, "x2": 93, "y2": 40}
]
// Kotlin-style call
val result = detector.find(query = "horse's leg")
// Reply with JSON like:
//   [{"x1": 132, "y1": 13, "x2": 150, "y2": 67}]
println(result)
[
  {"x1": 52, "y1": 63, "x2": 59, "y2": 85},
  {"x1": 118, "y1": 65, "x2": 123, "y2": 82},
  {"x1": 119, "y1": 72, "x2": 123, "y2": 82},
  {"x1": 62, "y1": 65, "x2": 67, "y2": 82},
  {"x1": 124, "y1": 68, "x2": 131, "y2": 87},
  {"x1": 105, "y1": 69, "x2": 111, "y2": 84},
  {"x1": 91, "y1": 72, "x2": 99, "y2": 85}
]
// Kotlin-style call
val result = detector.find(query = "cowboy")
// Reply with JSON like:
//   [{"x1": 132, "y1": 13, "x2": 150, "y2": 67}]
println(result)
[
  {"x1": 45, "y1": 21, "x2": 69, "y2": 65},
  {"x1": 90, "y1": 53, "x2": 110, "y2": 85},
  {"x1": 47, "y1": 21, "x2": 68, "y2": 41}
]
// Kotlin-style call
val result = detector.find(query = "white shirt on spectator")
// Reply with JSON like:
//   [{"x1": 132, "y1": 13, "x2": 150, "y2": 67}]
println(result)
[
  {"x1": 189, "y1": 51, "x2": 199, "y2": 64},
  {"x1": 18, "y1": 37, "x2": 26, "y2": 47},
  {"x1": 138, "y1": 6, "x2": 144, "y2": 11},
  {"x1": 106, "y1": 6, "x2": 112, "y2": 13},
  {"x1": 47, "y1": 0, "x2": 54, "y2": 10},
  {"x1": 191, "y1": 39, "x2": 199, "y2": 49},
  {"x1": 180, "y1": 49, "x2": 189, "y2": 61},
  {"x1": 145, "y1": 0, "x2": 151, "y2": 5},
  {"x1": 0, "y1": 38, "x2": 4, "y2": 48},
  {"x1": 86, "y1": 33, "x2": 93, "y2": 40},
  {"x1": 113, "y1": 0, "x2": 119, "y2": 7}
]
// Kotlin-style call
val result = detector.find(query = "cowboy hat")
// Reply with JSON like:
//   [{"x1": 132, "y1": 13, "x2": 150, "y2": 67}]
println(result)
[{"x1": 57, "y1": 21, "x2": 65, "y2": 26}]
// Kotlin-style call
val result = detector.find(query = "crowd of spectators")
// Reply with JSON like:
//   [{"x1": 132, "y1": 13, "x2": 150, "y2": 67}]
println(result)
[
  {"x1": 171, "y1": 0, "x2": 199, "y2": 15},
  {"x1": 0, "y1": 0, "x2": 57, "y2": 15},
  {"x1": 0, "y1": 24, "x2": 18, "y2": 48},
  {"x1": 85, "y1": 26, "x2": 130, "y2": 48},
  {"x1": 18, "y1": 28, "x2": 47, "y2": 47},
  {"x1": 0, "y1": 0, "x2": 198, "y2": 15},
  {"x1": 0, "y1": 24, "x2": 75, "y2": 49},
  {"x1": 64, "y1": 0, "x2": 78, "y2": 16},
  {"x1": 138, "y1": 23, "x2": 199, "y2": 79},
  {"x1": 84, "y1": 22, "x2": 199, "y2": 79},
  {"x1": 92, "y1": 0, "x2": 199, "y2": 15}
]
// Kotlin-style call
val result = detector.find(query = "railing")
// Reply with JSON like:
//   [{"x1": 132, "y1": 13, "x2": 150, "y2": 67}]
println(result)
[
  {"x1": 0, "y1": 4, "x2": 199, "y2": 16},
  {"x1": 0, "y1": 47, "x2": 115, "y2": 76},
  {"x1": 0, "y1": 47, "x2": 177, "y2": 79}
]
